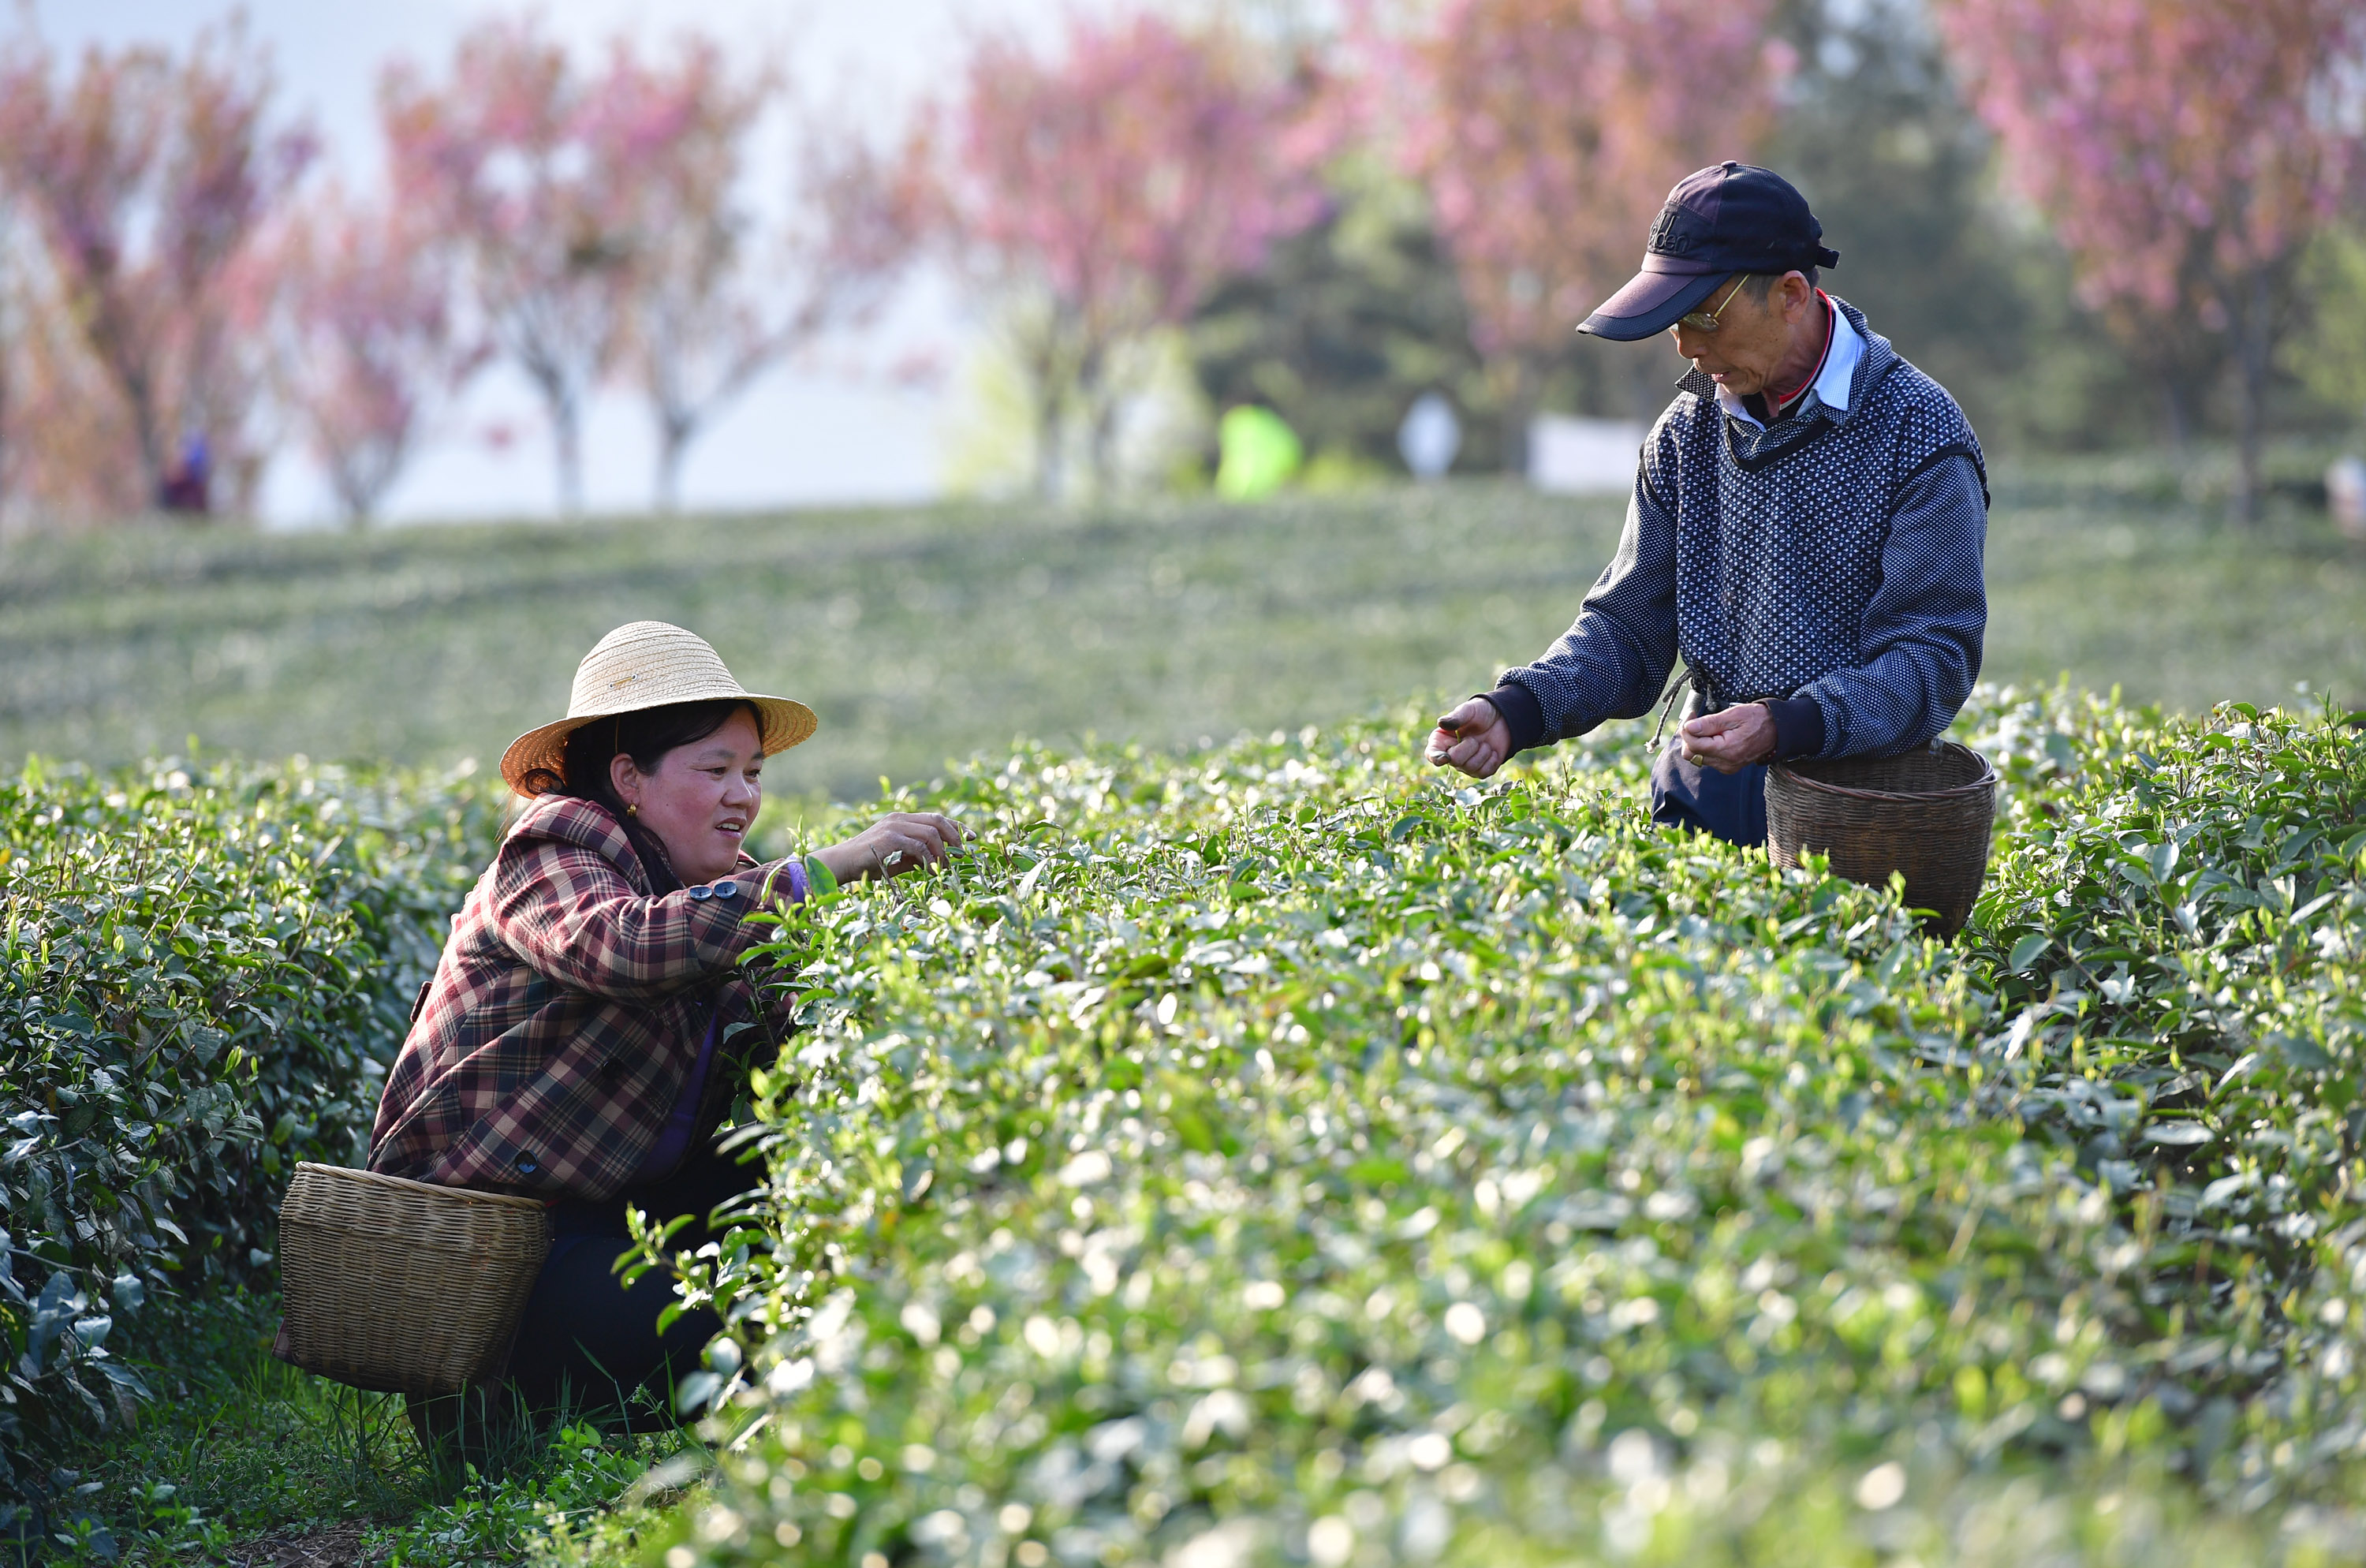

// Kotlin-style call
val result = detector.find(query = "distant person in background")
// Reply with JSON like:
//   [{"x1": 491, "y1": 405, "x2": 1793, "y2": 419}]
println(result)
[
  {"x1": 158, "y1": 431, "x2": 212, "y2": 515},
  {"x1": 1426, "y1": 162, "x2": 1988, "y2": 846},
  {"x1": 372, "y1": 621, "x2": 961, "y2": 1457}
]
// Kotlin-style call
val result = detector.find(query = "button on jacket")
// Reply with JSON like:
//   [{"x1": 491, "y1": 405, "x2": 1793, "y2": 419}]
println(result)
[{"x1": 368, "y1": 793, "x2": 800, "y2": 1200}]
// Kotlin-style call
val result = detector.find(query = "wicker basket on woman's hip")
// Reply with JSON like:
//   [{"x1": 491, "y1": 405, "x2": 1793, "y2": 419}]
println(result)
[
  {"x1": 273, "y1": 1162, "x2": 550, "y2": 1397},
  {"x1": 1764, "y1": 740, "x2": 1998, "y2": 939}
]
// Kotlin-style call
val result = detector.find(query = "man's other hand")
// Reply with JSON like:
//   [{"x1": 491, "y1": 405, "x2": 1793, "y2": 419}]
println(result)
[
  {"x1": 1677, "y1": 703, "x2": 1778, "y2": 774},
  {"x1": 1427, "y1": 697, "x2": 1510, "y2": 779}
]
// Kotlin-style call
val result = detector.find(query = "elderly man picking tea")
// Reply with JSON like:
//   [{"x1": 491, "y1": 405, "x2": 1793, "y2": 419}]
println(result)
[{"x1": 1428, "y1": 163, "x2": 1987, "y2": 846}]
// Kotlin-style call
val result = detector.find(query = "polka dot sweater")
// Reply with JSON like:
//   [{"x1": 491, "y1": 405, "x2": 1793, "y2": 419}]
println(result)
[{"x1": 1491, "y1": 297, "x2": 1987, "y2": 761}]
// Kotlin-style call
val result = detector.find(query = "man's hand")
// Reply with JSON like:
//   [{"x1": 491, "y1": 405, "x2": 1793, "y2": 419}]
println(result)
[
  {"x1": 1677, "y1": 703, "x2": 1778, "y2": 775},
  {"x1": 813, "y1": 812, "x2": 965, "y2": 884},
  {"x1": 1427, "y1": 697, "x2": 1511, "y2": 779}
]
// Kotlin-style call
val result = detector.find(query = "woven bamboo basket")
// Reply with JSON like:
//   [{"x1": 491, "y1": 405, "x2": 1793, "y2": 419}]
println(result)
[
  {"x1": 1765, "y1": 740, "x2": 1998, "y2": 939},
  {"x1": 274, "y1": 1162, "x2": 550, "y2": 1397}
]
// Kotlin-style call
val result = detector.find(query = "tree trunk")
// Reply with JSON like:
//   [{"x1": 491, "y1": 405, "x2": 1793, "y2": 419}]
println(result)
[
  {"x1": 654, "y1": 412, "x2": 692, "y2": 514},
  {"x1": 1025, "y1": 337, "x2": 1065, "y2": 502},
  {"x1": 549, "y1": 389, "x2": 584, "y2": 517},
  {"x1": 1092, "y1": 401, "x2": 1121, "y2": 496},
  {"x1": 0, "y1": 210, "x2": 12, "y2": 537},
  {"x1": 335, "y1": 469, "x2": 371, "y2": 532},
  {"x1": 1493, "y1": 356, "x2": 1534, "y2": 479},
  {"x1": 513, "y1": 338, "x2": 590, "y2": 517},
  {"x1": 1078, "y1": 347, "x2": 1119, "y2": 498},
  {"x1": 0, "y1": 278, "x2": 9, "y2": 539},
  {"x1": 86, "y1": 289, "x2": 171, "y2": 511},
  {"x1": 1030, "y1": 375, "x2": 1062, "y2": 502},
  {"x1": 126, "y1": 376, "x2": 168, "y2": 512},
  {"x1": 2160, "y1": 382, "x2": 2196, "y2": 453},
  {"x1": 2227, "y1": 264, "x2": 2274, "y2": 529}
]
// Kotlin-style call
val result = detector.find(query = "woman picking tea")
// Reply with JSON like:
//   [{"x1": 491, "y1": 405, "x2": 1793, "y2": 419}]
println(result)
[{"x1": 369, "y1": 620, "x2": 958, "y2": 1444}]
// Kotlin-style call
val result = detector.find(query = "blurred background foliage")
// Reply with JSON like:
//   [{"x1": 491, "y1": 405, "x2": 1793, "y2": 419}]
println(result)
[
  {"x1": 2, "y1": 464, "x2": 2359, "y2": 791},
  {"x1": 2289, "y1": 227, "x2": 2366, "y2": 424},
  {"x1": 0, "y1": 0, "x2": 2357, "y2": 532},
  {"x1": 1185, "y1": 0, "x2": 2304, "y2": 479}
]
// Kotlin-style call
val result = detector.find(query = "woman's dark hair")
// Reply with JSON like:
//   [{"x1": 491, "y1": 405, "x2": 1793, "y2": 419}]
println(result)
[{"x1": 520, "y1": 698, "x2": 759, "y2": 893}]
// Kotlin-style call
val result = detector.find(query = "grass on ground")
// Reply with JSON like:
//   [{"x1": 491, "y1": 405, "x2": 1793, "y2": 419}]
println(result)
[
  {"x1": 3, "y1": 457, "x2": 2361, "y2": 794},
  {"x1": 72, "y1": 1291, "x2": 688, "y2": 1567}
]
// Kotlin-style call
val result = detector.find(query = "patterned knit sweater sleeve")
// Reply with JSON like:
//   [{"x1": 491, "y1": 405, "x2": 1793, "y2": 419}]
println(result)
[
  {"x1": 1792, "y1": 413, "x2": 1988, "y2": 758},
  {"x1": 1487, "y1": 419, "x2": 1685, "y2": 748}
]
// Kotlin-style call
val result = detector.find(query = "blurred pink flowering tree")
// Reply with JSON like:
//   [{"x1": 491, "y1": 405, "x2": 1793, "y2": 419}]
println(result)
[
  {"x1": 1939, "y1": 0, "x2": 2366, "y2": 521},
  {"x1": 938, "y1": 10, "x2": 1332, "y2": 497},
  {"x1": 384, "y1": 21, "x2": 923, "y2": 515},
  {"x1": 0, "y1": 23, "x2": 313, "y2": 518},
  {"x1": 596, "y1": 39, "x2": 927, "y2": 511},
  {"x1": 1371, "y1": 0, "x2": 1789, "y2": 446},
  {"x1": 266, "y1": 185, "x2": 484, "y2": 525},
  {"x1": 381, "y1": 18, "x2": 631, "y2": 517},
  {"x1": 0, "y1": 259, "x2": 142, "y2": 530}
]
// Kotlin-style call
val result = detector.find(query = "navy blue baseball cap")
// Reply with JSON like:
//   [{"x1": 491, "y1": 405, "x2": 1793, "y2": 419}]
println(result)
[{"x1": 1578, "y1": 162, "x2": 1841, "y2": 341}]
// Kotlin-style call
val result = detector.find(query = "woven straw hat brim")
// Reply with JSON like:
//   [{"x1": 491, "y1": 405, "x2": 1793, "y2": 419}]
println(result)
[{"x1": 498, "y1": 621, "x2": 819, "y2": 794}]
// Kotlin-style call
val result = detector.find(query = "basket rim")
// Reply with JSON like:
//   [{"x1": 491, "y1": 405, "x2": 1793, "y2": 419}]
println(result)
[
  {"x1": 291, "y1": 1160, "x2": 548, "y2": 1212},
  {"x1": 1768, "y1": 743, "x2": 1998, "y2": 807}
]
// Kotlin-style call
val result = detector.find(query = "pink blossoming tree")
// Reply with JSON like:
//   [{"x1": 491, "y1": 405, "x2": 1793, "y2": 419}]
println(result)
[
  {"x1": 0, "y1": 22, "x2": 313, "y2": 518},
  {"x1": 595, "y1": 38, "x2": 927, "y2": 511},
  {"x1": 380, "y1": 18, "x2": 632, "y2": 517},
  {"x1": 266, "y1": 185, "x2": 485, "y2": 525},
  {"x1": 1368, "y1": 0, "x2": 1789, "y2": 450},
  {"x1": 936, "y1": 10, "x2": 1333, "y2": 497},
  {"x1": 1939, "y1": 0, "x2": 2366, "y2": 521}
]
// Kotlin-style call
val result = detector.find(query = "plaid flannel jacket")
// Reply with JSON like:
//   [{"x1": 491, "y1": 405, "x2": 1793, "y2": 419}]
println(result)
[{"x1": 367, "y1": 793, "x2": 797, "y2": 1200}]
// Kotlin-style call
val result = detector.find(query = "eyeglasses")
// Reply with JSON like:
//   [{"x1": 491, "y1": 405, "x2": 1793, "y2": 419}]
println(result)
[{"x1": 1675, "y1": 275, "x2": 1750, "y2": 333}]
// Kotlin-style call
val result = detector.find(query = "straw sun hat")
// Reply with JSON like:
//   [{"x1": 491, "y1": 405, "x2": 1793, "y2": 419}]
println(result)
[{"x1": 499, "y1": 621, "x2": 817, "y2": 795}]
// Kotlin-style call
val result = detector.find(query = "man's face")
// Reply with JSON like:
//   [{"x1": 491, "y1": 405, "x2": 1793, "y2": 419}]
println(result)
[{"x1": 1669, "y1": 271, "x2": 1816, "y2": 398}]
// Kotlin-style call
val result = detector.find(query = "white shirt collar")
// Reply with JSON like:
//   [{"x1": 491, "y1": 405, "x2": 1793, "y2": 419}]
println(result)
[{"x1": 1714, "y1": 293, "x2": 1862, "y2": 430}]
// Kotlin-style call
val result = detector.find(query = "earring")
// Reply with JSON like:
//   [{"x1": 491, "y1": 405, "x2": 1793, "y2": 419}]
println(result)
[{"x1": 625, "y1": 803, "x2": 639, "y2": 817}]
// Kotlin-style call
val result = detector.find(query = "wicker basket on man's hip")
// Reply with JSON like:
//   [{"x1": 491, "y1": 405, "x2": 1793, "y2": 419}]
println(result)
[
  {"x1": 273, "y1": 1162, "x2": 550, "y2": 1398},
  {"x1": 1764, "y1": 740, "x2": 1998, "y2": 939}
]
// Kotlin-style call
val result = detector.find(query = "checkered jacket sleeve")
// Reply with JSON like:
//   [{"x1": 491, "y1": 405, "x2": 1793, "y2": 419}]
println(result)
[{"x1": 489, "y1": 833, "x2": 765, "y2": 1000}]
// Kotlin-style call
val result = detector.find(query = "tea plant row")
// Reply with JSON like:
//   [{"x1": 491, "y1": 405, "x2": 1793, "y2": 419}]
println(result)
[
  {"x1": 0, "y1": 755, "x2": 502, "y2": 1509},
  {"x1": 630, "y1": 687, "x2": 2366, "y2": 1566},
  {"x1": 5, "y1": 684, "x2": 2362, "y2": 1565}
]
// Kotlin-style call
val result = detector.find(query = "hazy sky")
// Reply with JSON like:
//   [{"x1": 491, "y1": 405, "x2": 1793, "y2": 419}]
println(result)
[{"x1": 50, "y1": 1, "x2": 1077, "y2": 525}]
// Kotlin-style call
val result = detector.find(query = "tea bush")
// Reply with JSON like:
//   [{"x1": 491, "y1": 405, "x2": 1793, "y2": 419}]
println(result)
[
  {"x1": 0, "y1": 756, "x2": 499, "y2": 1498},
  {"x1": 621, "y1": 686, "x2": 2366, "y2": 1566}
]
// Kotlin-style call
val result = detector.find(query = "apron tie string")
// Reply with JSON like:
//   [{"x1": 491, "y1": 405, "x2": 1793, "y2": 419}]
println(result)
[{"x1": 1648, "y1": 666, "x2": 1696, "y2": 751}]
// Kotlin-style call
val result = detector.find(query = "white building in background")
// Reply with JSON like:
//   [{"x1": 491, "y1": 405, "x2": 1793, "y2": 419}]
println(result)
[
  {"x1": 1397, "y1": 392, "x2": 1462, "y2": 480},
  {"x1": 2330, "y1": 454, "x2": 2366, "y2": 540},
  {"x1": 1528, "y1": 414, "x2": 1644, "y2": 495}
]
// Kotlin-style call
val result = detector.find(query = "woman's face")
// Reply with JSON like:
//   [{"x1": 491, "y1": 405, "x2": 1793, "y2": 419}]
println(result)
[{"x1": 610, "y1": 708, "x2": 764, "y2": 887}]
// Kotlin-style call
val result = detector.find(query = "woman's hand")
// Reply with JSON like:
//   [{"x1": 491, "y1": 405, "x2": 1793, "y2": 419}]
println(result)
[{"x1": 812, "y1": 812, "x2": 965, "y2": 885}]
